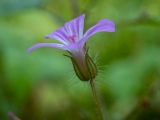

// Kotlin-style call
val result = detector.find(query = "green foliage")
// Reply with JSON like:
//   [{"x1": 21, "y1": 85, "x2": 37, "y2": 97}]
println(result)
[{"x1": 0, "y1": 0, "x2": 160, "y2": 120}]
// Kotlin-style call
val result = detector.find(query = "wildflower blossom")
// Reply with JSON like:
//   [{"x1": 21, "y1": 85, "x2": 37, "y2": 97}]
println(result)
[{"x1": 28, "y1": 14, "x2": 115, "y2": 81}]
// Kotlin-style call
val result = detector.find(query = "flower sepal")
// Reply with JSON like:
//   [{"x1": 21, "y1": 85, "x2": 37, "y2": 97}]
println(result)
[{"x1": 69, "y1": 51, "x2": 97, "y2": 81}]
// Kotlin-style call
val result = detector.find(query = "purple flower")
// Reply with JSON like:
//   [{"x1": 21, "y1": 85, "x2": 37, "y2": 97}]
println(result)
[{"x1": 28, "y1": 14, "x2": 115, "y2": 81}]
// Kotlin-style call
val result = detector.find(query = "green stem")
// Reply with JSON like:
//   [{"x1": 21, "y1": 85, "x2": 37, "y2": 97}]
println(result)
[{"x1": 90, "y1": 79, "x2": 103, "y2": 120}]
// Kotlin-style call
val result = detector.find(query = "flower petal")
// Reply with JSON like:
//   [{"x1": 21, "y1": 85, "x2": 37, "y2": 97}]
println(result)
[
  {"x1": 27, "y1": 43, "x2": 66, "y2": 53},
  {"x1": 45, "y1": 27, "x2": 68, "y2": 45},
  {"x1": 64, "y1": 14, "x2": 85, "y2": 41},
  {"x1": 81, "y1": 19, "x2": 115, "y2": 44}
]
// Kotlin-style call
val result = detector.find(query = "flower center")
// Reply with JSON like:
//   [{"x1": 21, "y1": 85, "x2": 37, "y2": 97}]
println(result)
[{"x1": 68, "y1": 35, "x2": 76, "y2": 43}]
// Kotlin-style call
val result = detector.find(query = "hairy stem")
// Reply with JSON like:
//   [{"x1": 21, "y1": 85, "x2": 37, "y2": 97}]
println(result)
[{"x1": 90, "y1": 79, "x2": 103, "y2": 120}]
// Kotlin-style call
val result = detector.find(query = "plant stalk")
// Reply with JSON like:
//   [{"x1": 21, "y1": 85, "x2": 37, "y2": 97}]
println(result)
[{"x1": 90, "y1": 79, "x2": 103, "y2": 120}]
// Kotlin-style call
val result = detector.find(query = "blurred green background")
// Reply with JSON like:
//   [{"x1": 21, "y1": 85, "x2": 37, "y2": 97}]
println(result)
[{"x1": 0, "y1": 0, "x2": 160, "y2": 120}]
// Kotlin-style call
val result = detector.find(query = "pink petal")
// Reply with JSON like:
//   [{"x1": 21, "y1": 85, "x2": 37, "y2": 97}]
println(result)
[
  {"x1": 81, "y1": 19, "x2": 115, "y2": 44},
  {"x1": 27, "y1": 43, "x2": 66, "y2": 53},
  {"x1": 8, "y1": 112, "x2": 20, "y2": 120},
  {"x1": 45, "y1": 27, "x2": 68, "y2": 45},
  {"x1": 64, "y1": 14, "x2": 85, "y2": 41}
]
